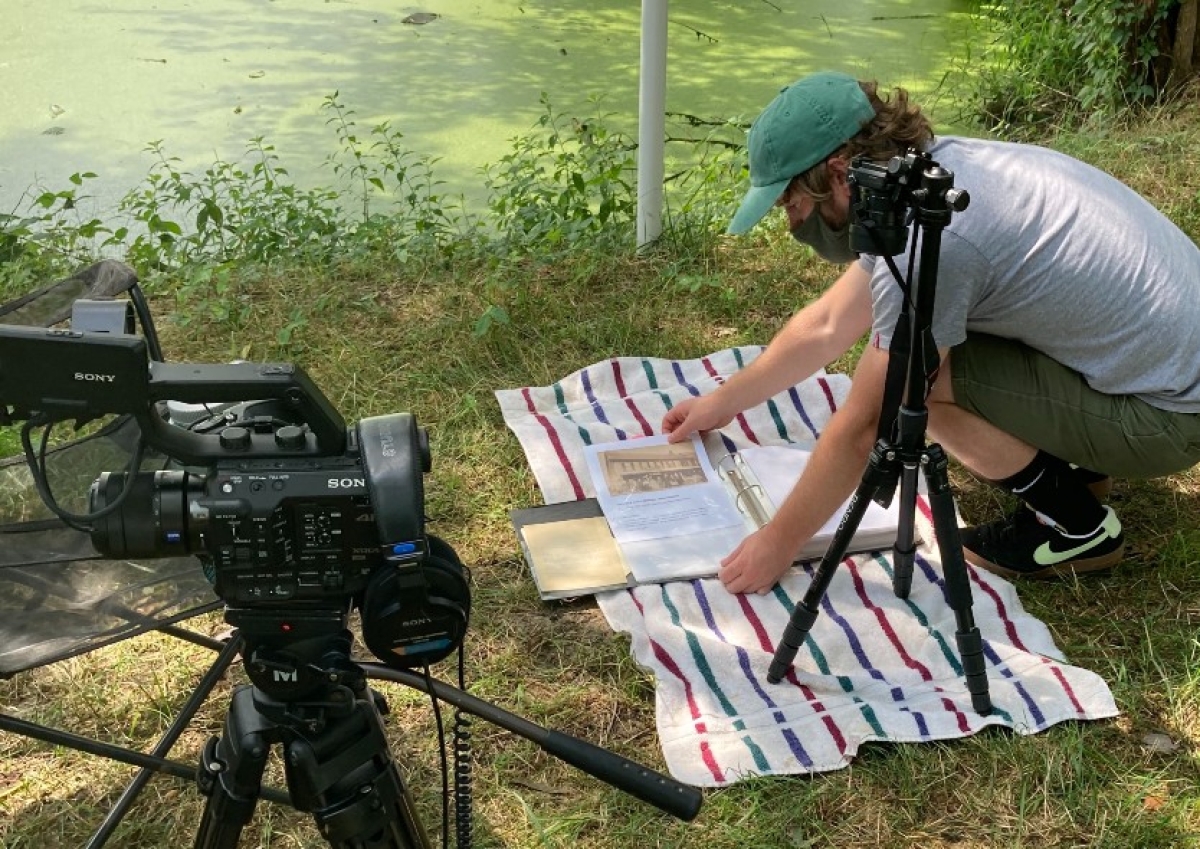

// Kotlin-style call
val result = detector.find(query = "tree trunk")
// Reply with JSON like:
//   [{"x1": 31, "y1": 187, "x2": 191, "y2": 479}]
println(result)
[{"x1": 1173, "y1": 0, "x2": 1198, "y2": 81}]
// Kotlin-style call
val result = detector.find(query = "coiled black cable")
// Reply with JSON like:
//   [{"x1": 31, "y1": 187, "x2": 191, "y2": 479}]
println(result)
[
  {"x1": 452, "y1": 644, "x2": 474, "y2": 848},
  {"x1": 20, "y1": 415, "x2": 147, "y2": 533},
  {"x1": 452, "y1": 708, "x2": 473, "y2": 849},
  {"x1": 422, "y1": 645, "x2": 474, "y2": 849}
]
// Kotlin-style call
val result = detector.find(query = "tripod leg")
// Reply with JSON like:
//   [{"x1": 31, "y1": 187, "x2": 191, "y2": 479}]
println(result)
[
  {"x1": 194, "y1": 686, "x2": 275, "y2": 849},
  {"x1": 281, "y1": 690, "x2": 431, "y2": 849},
  {"x1": 923, "y1": 446, "x2": 992, "y2": 715},
  {"x1": 768, "y1": 442, "x2": 898, "y2": 684},
  {"x1": 890, "y1": 461, "x2": 921, "y2": 600}
]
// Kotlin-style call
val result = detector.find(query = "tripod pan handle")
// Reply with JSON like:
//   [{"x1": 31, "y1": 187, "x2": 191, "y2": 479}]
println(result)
[
  {"x1": 364, "y1": 664, "x2": 703, "y2": 821},
  {"x1": 541, "y1": 730, "x2": 703, "y2": 821}
]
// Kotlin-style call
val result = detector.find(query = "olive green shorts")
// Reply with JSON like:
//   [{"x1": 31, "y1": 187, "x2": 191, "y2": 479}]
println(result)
[{"x1": 949, "y1": 333, "x2": 1200, "y2": 479}]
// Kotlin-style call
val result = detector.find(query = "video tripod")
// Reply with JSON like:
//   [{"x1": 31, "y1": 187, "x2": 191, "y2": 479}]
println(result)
[
  {"x1": 192, "y1": 611, "x2": 429, "y2": 848},
  {"x1": 767, "y1": 154, "x2": 993, "y2": 716}
]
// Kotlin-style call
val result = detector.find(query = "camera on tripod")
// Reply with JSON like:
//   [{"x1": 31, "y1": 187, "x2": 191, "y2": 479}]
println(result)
[
  {"x1": 0, "y1": 298, "x2": 703, "y2": 844},
  {"x1": 769, "y1": 148, "x2": 991, "y2": 717},
  {"x1": 848, "y1": 150, "x2": 929, "y2": 257},
  {"x1": 848, "y1": 149, "x2": 971, "y2": 259},
  {"x1": 0, "y1": 320, "x2": 471, "y2": 689}
]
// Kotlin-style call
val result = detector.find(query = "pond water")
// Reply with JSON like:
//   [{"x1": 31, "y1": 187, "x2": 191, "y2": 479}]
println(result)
[{"x1": 1, "y1": 0, "x2": 979, "y2": 218}]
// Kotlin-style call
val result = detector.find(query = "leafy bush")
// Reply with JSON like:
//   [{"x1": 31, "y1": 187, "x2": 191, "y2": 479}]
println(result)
[
  {"x1": 0, "y1": 92, "x2": 745, "y2": 338},
  {"x1": 318, "y1": 94, "x2": 474, "y2": 264},
  {"x1": 965, "y1": 0, "x2": 1175, "y2": 134},
  {"x1": 113, "y1": 138, "x2": 348, "y2": 271},
  {"x1": 0, "y1": 172, "x2": 110, "y2": 302},
  {"x1": 658, "y1": 115, "x2": 746, "y2": 257},
  {"x1": 483, "y1": 94, "x2": 638, "y2": 255}
]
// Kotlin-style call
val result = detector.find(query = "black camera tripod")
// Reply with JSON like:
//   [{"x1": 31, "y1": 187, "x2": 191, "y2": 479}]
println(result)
[
  {"x1": 192, "y1": 612, "x2": 429, "y2": 848},
  {"x1": 767, "y1": 160, "x2": 992, "y2": 716},
  {"x1": 184, "y1": 610, "x2": 701, "y2": 848}
]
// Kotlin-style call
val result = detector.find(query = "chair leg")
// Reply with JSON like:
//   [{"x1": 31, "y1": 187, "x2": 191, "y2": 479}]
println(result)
[{"x1": 83, "y1": 634, "x2": 244, "y2": 848}]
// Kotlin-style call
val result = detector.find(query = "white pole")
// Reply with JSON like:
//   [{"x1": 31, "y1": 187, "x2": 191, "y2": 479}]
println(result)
[{"x1": 636, "y1": 0, "x2": 667, "y2": 249}]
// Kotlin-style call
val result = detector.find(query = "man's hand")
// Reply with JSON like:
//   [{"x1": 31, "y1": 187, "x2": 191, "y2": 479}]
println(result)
[
  {"x1": 716, "y1": 344, "x2": 890, "y2": 595},
  {"x1": 661, "y1": 395, "x2": 734, "y2": 443},
  {"x1": 718, "y1": 524, "x2": 799, "y2": 594}
]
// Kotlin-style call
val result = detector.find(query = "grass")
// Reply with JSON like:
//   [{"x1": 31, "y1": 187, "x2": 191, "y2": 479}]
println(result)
[{"x1": 3, "y1": 86, "x2": 1200, "y2": 849}]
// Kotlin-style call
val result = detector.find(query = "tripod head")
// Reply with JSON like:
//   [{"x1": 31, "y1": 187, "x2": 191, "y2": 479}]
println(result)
[{"x1": 848, "y1": 149, "x2": 969, "y2": 259}]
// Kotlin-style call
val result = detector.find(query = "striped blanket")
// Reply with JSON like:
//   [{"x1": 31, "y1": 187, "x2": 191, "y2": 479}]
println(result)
[{"x1": 496, "y1": 347, "x2": 1118, "y2": 787}]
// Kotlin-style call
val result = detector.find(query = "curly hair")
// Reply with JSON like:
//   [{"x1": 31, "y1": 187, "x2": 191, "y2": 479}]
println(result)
[{"x1": 791, "y1": 81, "x2": 934, "y2": 203}]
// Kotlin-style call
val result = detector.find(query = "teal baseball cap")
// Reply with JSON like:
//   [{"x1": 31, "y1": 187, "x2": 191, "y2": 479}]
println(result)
[{"x1": 728, "y1": 72, "x2": 876, "y2": 235}]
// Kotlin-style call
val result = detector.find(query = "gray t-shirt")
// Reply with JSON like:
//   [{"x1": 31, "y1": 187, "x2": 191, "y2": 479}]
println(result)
[{"x1": 862, "y1": 137, "x2": 1200, "y2": 413}]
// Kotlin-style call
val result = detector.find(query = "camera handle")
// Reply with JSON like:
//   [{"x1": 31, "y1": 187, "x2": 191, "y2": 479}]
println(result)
[
  {"x1": 363, "y1": 664, "x2": 706, "y2": 821},
  {"x1": 767, "y1": 165, "x2": 992, "y2": 716}
]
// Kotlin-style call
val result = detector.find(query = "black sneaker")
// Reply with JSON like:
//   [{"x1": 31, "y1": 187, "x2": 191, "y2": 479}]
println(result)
[{"x1": 961, "y1": 505, "x2": 1125, "y2": 579}]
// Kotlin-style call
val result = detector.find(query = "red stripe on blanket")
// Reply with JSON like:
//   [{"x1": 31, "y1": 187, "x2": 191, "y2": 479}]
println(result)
[
  {"x1": 610, "y1": 358, "x2": 628, "y2": 397},
  {"x1": 736, "y1": 594, "x2": 850, "y2": 756},
  {"x1": 918, "y1": 495, "x2": 1086, "y2": 711},
  {"x1": 630, "y1": 589, "x2": 725, "y2": 782},
  {"x1": 940, "y1": 696, "x2": 972, "y2": 734},
  {"x1": 612, "y1": 360, "x2": 654, "y2": 435},
  {"x1": 817, "y1": 376, "x2": 838, "y2": 413},
  {"x1": 521, "y1": 387, "x2": 586, "y2": 501},
  {"x1": 700, "y1": 355, "x2": 725, "y2": 384},
  {"x1": 1044, "y1": 661, "x2": 1087, "y2": 715},
  {"x1": 733, "y1": 412, "x2": 758, "y2": 443},
  {"x1": 917, "y1": 495, "x2": 1031, "y2": 654},
  {"x1": 846, "y1": 559, "x2": 933, "y2": 681}
]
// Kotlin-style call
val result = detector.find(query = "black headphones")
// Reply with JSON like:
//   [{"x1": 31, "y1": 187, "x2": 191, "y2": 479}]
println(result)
[{"x1": 356, "y1": 414, "x2": 471, "y2": 669}]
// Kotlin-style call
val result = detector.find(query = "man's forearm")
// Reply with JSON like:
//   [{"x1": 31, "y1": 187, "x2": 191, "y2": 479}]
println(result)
[
  {"x1": 765, "y1": 406, "x2": 877, "y2": 558},
  {"x1": 709, "y1": 308, "x2": 850, "y2": 416},
  {"x1": 713, "y1": 264, "x2": 873, "y2": 416},
  {"x1": 762, "y1": 341, "x2": 888, "y2": 560}
]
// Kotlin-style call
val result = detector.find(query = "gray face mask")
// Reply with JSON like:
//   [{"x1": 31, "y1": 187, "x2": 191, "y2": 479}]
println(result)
[{"x1": 790, "y1": 209, "x2": 857, "y2": 264}]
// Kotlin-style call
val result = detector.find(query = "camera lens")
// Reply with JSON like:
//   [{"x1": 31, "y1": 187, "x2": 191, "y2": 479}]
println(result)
[{"x1": 89, "y1": 470, "x2": 206, "y2": 558}]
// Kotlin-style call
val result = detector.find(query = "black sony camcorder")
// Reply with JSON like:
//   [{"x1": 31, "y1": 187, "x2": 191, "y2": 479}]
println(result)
[
  {"x1": 0, "y1": 323, "x2": 470, "y2": 685},
  {"x1": 86, "y1": 395, "x2": 428, "y2": 608}
]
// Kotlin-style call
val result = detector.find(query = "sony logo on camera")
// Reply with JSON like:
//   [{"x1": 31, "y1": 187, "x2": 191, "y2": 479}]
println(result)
[
  {"x1": 74, "y1": 372, "x2": 117, "y2": 383},
  {"x1": 327, "y1": 477, "x2": 366, "y2": 489}
]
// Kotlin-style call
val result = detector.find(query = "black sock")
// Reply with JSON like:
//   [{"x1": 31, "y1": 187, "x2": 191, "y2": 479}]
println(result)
[
  {"x1": 1070, "y1": 465, "x2": 1109, "y2": 485},
  {"x1": 997, "y1": 450, "x2": 1106, "y2": 535}
]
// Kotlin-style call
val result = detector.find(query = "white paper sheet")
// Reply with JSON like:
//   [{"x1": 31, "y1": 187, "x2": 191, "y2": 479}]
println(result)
[{"x1": 583, "y1": 434, "x2": 744, "y2": 544}]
